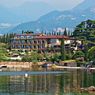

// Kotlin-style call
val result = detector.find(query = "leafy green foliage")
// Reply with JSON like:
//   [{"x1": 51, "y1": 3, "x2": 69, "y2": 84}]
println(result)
[
  {"x1": 0, "y1": 33, "x2": 15, "y2": 44},
  {"x1": 73, "y1": 20, "x2": 95, "y2": 42},
  {"x1": 72, "y1": 51, "x2": 85, "y2": 59},
  {"x1": 73, "y1": 19, "x2": 95, "y2": 61},
  {"x1": 22, "y1": 52, "x2": 44, "y2": 62},
  {"x1": 0, "y1": 43, "x2": 9, "y2": 61},
  {"x1": 50, "y1": 53, "x2": 61, "y2": 63},
  {"x1": 88, "y1": 46, "x2": 95, "y2": 61}
]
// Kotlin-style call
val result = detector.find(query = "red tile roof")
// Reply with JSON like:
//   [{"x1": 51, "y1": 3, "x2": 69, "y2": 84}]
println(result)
[
  {"x1": 15, "y1": 34, "x2": 70, "y2": 40},
  {"x1": 35, "y1": 35, "x2": 69, "y2": 39}
]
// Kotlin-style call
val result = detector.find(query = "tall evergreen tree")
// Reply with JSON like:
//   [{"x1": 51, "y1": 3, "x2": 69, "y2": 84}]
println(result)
[
  {"x1": 64, "y1": 28, "x2": 68, "y2": 36},
  {"x1": 61, "y1": 39, "x2": 65, "y2": 60}
]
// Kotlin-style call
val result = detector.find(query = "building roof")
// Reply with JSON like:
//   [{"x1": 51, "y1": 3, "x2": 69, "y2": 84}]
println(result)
[
  {"x1": 16, "y1": 33, "x2": 42, "y2": 36},
  {"x1": 13, "y1": 33, "x2": 70, "y2": 40},
  {"x1": 35, "y1": 35, "x2": 69, "y2": 39}
]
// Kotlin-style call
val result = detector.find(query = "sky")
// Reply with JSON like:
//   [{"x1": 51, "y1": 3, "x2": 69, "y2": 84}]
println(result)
[{"x1": 0, "y1": 0, "x2": 84, "y2": 10}]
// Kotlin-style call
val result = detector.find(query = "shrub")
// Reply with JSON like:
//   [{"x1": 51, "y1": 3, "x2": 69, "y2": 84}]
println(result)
[
  {"x1": 88, "y1": 46, "x2": 95, "y2": 61},
  {"x1": 72, "y1": 51, "x2": 85, "y2": 59}
]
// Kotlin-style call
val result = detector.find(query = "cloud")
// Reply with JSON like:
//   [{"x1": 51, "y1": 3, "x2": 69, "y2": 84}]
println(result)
[{"x1": 0, "y1": 23, "x2": 12, "y2": 28}]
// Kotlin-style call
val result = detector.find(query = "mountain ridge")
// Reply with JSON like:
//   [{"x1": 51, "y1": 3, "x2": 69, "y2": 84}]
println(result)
[{"x1": 1, "y1": 0, "x2": 95, "y2": 34}]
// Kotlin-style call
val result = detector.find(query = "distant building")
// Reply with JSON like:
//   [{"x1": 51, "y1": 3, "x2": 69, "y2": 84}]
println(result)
[
  {"x1": 11, "y1": 32, "x2": 83, "y2": 53},
  {"x1": 11, "y1": 33, "x2": 69, "y2": 53}
]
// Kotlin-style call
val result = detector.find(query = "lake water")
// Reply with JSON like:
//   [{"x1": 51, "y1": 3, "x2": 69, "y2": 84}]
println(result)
[{"x1": 0, "y1": 69, "x2": 95, "y2": 95}]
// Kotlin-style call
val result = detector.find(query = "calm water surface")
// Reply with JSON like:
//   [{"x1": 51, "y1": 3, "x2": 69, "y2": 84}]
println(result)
[{"x1": 0, "y1": 69, "x2": 95, "y2": 95}]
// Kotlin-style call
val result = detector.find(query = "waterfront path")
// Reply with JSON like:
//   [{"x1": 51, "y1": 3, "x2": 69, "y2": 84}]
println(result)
[{"x1": 55, "y1": 66, "x2": 95, "y2": 70}]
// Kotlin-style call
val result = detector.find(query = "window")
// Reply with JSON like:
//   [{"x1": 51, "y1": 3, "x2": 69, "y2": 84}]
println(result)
[
  {"x1": 34, "y1": 40, "x2": 37, "y2": 44},
  {"x1": 34, "y1": 46, "x2": 36, "y2": 49},
  {"x1": 30, "y1": 45, "x2": 32, "y2": 48},
  {"x1": 42, "y1": 40, "x2": 45, "y2": 43}
]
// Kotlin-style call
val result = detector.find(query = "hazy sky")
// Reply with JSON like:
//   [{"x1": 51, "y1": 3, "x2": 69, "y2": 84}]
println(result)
[{"x1": 0, "y1": 0, "x2": 84, "y2": 10}]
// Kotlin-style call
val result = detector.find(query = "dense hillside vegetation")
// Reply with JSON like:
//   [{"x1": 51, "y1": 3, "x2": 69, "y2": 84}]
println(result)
[
  {"x1": 73, "y1": 20, "x2": 95, "y2": 61},
  {"x1": 73, "y1": 20, "x2": 95, "y2": 43}
]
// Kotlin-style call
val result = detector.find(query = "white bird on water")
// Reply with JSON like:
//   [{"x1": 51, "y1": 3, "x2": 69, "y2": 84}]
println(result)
[{"x1": 25, "y1": 73, "x2": 28, "y2": 78}]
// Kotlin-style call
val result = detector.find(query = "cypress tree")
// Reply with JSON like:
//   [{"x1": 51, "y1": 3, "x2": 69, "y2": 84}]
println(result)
[
  {"x1": 64, "y1": 28, "x2": 68, "y2": 36},
  {"x1": 61, "y1": 39, "x2": 65, "y2": 60}
]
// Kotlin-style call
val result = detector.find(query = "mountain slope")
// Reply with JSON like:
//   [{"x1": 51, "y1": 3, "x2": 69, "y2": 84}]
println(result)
[
  {"x1": 12, "y1": 2, "x2": 54, "y2": 22},
  {"x1": 73, "y1": 0, "x2": 95, "y2": 12},
  {"x1": 0, "y1": 2, "x2": 54, "y2": 24},
  {"x1": 0, "y1": 2, "x2": 54, "y2": 34},
  {"x1": 8, "y1": 0, "x2": 95, "y2": 33}
]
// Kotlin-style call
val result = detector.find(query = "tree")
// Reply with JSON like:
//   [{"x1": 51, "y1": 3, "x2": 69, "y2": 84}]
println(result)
[
  {"x1": 73, "y1": 20, "x2": 95, "y2": 43},
  {"x1": 22, "y1": 52, "x2": 44, "y2": 62},
  {"x1": 64, "y1": 28, "x2": 68, "y2": 36},
  {"x1": 72, "y1": 51, "x2": 85, "y2": 59},
  {"x1": 72, "y1": 20, "x2": 95, "y2": 60},
  {"x1": 50, "y1": 53, "x2": 61, "y2": 63},
  {"x1": 0, "y1": 43, "x2": 9, "y2": 61},
  {"x1": 72, "y1": 51, "x2": 85, "y2": 66},
  {"x1": 88, "y1": 46, "x2": 95, "y2": 61},
  {"x1": 0, "y1": 33, "x2": 15, "y2": 44},
  {"x1": 61, "y1": 39, "x2": 65, "y2": 60}
]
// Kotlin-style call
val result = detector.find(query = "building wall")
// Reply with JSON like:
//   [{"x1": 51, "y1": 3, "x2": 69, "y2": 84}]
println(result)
[{"x1": 11, "y1": 35, "x2": 47, "y2": 51}]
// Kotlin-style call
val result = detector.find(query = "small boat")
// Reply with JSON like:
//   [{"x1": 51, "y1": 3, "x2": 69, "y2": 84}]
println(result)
[{"x1": 0, "y1": 65, "x2": 7, "y2": 69}]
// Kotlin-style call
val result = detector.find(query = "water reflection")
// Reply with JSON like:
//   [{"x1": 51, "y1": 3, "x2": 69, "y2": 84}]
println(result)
[{"x1": 0, "y1": 70, "x2": 95, "y2": 95}]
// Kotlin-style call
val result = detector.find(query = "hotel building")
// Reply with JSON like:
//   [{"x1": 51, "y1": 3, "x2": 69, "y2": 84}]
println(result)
[{"x1": 11, "y1": 33, "x2": 70, "y2": 53}]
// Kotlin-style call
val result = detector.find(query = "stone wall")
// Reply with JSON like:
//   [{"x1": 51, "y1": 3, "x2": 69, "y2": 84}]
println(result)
[{"x1": 0, "y1": 62, "x2": 45, "y2": 68}]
